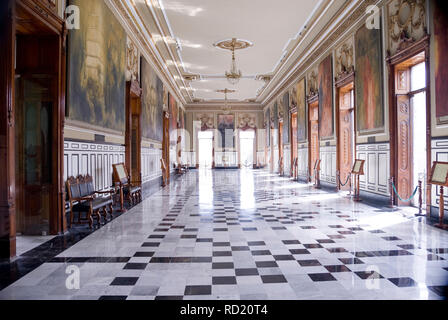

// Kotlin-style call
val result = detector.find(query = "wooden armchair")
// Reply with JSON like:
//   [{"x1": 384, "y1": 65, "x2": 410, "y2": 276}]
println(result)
[
  {"x1": 66, "y1": 175, "x2": 114, "y2": 228},
  {"x1": 112, "y1": 163, "x2": 142, "y2": 211}
]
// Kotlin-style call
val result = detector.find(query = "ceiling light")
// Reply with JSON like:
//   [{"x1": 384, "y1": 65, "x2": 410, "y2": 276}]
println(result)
[
  {"x1": 213, "y1": 38, "x2": 253, "y2": 86},
  {"x1": 216, "y1": 88, "x2": 236, "y2": 114}
]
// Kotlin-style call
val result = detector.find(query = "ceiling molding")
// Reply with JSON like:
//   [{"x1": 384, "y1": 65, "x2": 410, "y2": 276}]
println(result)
[{"x1": 261, "y1": 0, "x2": 382, "y2": 108}]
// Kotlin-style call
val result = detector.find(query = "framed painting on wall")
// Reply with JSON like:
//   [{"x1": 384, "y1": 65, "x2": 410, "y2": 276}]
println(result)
[
  {"x1": 67, "y1": 0, "x2": 126, "y2": 132},
  {"x1": 282, "y1": 92, "x2": 290, "y2": 144},
  {"x1": 355, "y1": 23, "x2": 384, "y2": 134},
  {"x1": 141, "y1": 57, "x2": 163, "y2": 141},
  {"x1": 318, "y1": 55, "x2": 334, "y2": 139},
  {"x1": 296, "y1": 78, "x2": 307, "y2": 142},
  {"x1": 217, "y1": 114, "x2": 235, "y2": 150}
]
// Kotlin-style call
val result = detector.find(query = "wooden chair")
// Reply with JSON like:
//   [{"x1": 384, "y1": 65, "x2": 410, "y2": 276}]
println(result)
[
  {"x1": 112, "y1": 163, "x2": 142, "y2": 211},
  {"x1": 66, "y1": 175, "x2": 114, "y2": 228}
]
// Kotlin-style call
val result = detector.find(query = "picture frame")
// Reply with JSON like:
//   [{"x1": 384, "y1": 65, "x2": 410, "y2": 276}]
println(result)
[
  {"x1": 429, "y1": 161, "x2": 448, "y2": 186},
  {"x1": 351, "y1": 159, "x2": 365, "y2": 175}
]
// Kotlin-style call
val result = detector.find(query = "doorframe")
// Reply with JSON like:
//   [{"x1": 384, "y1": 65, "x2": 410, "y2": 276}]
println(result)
[
  {"x1": 237, "y1": 125, "x2": 257, "y2": 169},
  {"x1": 278, "y1": 120, "x2": 284, "y2": 175},
  {"x1": 197, "y1": 129, "x2": 214, "y2": 169},
  {"x1": 335, "y1": 72, "x2": 356, "y2": 191},
  {"x1": 386, "y1": 35, "x2": 431, "y2": 214},
  {"x1": 125, "y1": 80, "x2": 142, "y2": 185},
  {"x1": 290, "y1": 108, "x2": 298, "y2": 178},
  {"x1": 0, "y1": 0, "x2": 66, "y2": 259},
  {"x1": 307, "y1": 94, "x2": 319, "y2": 182}
]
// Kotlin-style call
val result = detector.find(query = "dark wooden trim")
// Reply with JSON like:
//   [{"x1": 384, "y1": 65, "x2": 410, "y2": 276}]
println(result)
[
  {"x1": 125, "y1": 80, "x2": 142, "y2": 186},
  {"x1": 335, "y1": 71, "x2": 355, "y2": 89},
  {"x1": 0, "y1": 0, "x2": 16, "y2": 259},
  {"x1": 306, "y1": 93, "x2": 318, "y2": 104},
  {"x1": 386, "y1": 35, "x2": 430, "y2": 65}
]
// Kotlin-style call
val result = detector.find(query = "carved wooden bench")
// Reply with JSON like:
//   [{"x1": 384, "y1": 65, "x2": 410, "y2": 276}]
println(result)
[{"x1": 66, "y1": 175, "x2": 114, "y2": 228}]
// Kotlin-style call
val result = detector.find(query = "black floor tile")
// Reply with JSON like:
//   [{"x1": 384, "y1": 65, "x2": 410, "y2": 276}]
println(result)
[
  {"x1": 261, "y1": 275, "x2": 287, "y2": 283},
  {"x1": 235, "y1": 268, "x2": 259, "y2": 276},
  {"x1": 255, "y1": 261, "x2": 279, "y2": 268},
  {"x1": 308, "y1": 273, "x2": 337, "y2": 282},
  {"x1": 184, "y1": 285, "x2": 212, "y2": 295},
  {"x1": 212, "y1": 276, "x2": 237, "y2": 285},
  {"x1": 298, "y1": 259, "x2": 321, "y2": 267},
  {"x1": 388, "y1": 277, "x2": 418, "y2": 287},
  {"x1": 110, "y1": 277, "x2": 139, "y2": 286}
]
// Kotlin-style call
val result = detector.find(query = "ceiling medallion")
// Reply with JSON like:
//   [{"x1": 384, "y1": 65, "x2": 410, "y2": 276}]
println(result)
[
  {"x1": 216, "y1": 88, "x2": 236, "y2": 114},
  {"x1": 214, "y1": 38, "x2": 253, "y2": 85}
]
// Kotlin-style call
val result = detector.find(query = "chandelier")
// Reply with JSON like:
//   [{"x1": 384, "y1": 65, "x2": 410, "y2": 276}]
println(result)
[
  {"x1": 214, "y1": 38, "x2": 253, "y2": 86},
  {"x1": 226, "y1": 41, "x2": 242, "y2": 85},
  {"x1": 217, "y1": 88, "x2": 236, "y2": 114}
]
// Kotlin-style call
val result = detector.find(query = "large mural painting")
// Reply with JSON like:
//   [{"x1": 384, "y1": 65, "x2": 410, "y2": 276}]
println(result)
[
  {"x1": 355, "y1": 24, "x2": 384, "y2": 133},
  {"x1": 318, "y1": 55, "x2": 333, "y2": 138},
  {"x1": 218, "y1": 114, "x2": 235, "y2": 150},
  {"x1": 296, "y1": 78, "x2": 307, "y2": 142},
  {"x1": 68, "y1": 0, "x2": 126, "y2": 131},
  {"x1": 282, "y1": 92, "x2": 290, "y2": 144},
  {"x1": 434, "y1": 0, "x2": 448, "y2": 120},
  {"x1": 169, "y1": 93, "x2": 178, "y2": 143},
  {"x1": 141, "y1": 58, "x2": 163, "y2": 141}
]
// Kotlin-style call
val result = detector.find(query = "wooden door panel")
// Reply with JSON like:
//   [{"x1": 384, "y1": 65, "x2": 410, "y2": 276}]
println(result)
[
  {"x1": 339, "y1": 109, "x2": 353, "y2": 190},
  {"x1": 309, "y1": 102, "x2": 319, "y2": 178},
  {"x1": 396, "y1": 94, "x2": 412, "y2": 205}
]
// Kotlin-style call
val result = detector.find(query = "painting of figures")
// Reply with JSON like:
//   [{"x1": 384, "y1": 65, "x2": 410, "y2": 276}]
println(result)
[
  {"x1": 318, "y1": 55, "x2": 333, "y2": 138},
  {"x1": 169, "y1": 93, "x2": 178, "y2": 143},
  {"x1": 355, "y1": 24, "x2": 384, "y2": 133},
  {"x1": 265, "y1": 108, "x2": 270, "y2": 147},
  {"x1": 141, "y1": 57, "x2": 164, "y2": 141},
  {"x1": 217, "y1": 114, "x2": 235, "y2": 150},
  {"x1": 296, "y1": 78, "x2": 307, "y2": 142},
  {"x1": 282, "y1": 92, "x2": 290, "y2": 144},
  {"x1": 434, "y1": 0, "x2": 448, "y2": 119},
  {"x1": 68, "y1": 0, "x2": 126, "y2": 132}
]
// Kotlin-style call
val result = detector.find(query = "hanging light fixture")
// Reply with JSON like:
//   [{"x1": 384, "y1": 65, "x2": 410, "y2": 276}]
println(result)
[
  {"x1": 213, "y1": 38, "x2": 253, "y2": 86},
  {"x1": 225, "y1": 39, "x2": 242, "y2": 85},
  {"x1": 217, "y1": 88, "x2": 236, "y2": 114}
]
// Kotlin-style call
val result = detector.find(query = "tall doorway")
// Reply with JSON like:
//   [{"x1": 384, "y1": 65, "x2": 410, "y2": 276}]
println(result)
[
  {"x1": 336, "y1": 82, "x2": 355, "y2": 191},
  {"x1": 198, "y1": 131, "x2": 214, "y2": 168},
  {"x1": 125, "y1": 81, "x2": 142, "y2": 186},
  {"x1": 278, "y1": 122, "x2": 284, "y2": 175},
  {"x1": 393, "y1": 53, "x2": 428, "y2": 207},
  {"x1": 291, "y1": 112, "x2": 298, "y2": 177},
  {"x1": 239, "y1": 130, "x2": 255, "y2": 169},
  {"x1": 13, "y1": 9, "x2": 65, "y2": 237},
  {"x1": 308, "y1": 100, "x2": 319, "y2": 181}
]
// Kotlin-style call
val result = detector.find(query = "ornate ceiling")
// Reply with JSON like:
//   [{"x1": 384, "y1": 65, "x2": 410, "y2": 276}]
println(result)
[{"x1": 111, "y1": 0, "x2": 354, "y2": 107}]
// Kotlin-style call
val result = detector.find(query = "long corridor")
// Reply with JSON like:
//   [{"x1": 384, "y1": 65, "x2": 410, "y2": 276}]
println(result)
[{"x1": 1, "y1": 170, "x2": 447, "y2": 300}]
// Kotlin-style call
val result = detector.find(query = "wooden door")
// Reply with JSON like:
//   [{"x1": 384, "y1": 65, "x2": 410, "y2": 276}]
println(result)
[
  {"x1": 396, "y1": 94, "x2": 412, "y2": 205},
  {"x1": 308, "y1": 102, "x2": 319, "y2": 180},
  {"x1": 278, "y1": 122, "x2": 283, "y2": 174},
  {"x1": 15, "y1": 75, "x2": 56, "y2": 235},
  {"x1": 291, "y1": 113, "x2": 298, "y2": 176},
  {"x1": 338, "y1": 90, "x2": 354, "y2": 190},
  {"x1": 125, "y1": 81, "x2": 142, "y2": 186}
]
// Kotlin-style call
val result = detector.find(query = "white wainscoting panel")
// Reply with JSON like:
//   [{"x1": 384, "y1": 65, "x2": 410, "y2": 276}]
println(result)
[
  {"x1": 64, "y1": 141, "x2": 125, "y2": 191},
  {"x1": 320, "y1": 145, "x2": 337, "y2": 184},
  {"x1": 298, "y1": 144, "x2": 309, "y2": 179},
  {"x1": 215, "y1": 151, "x2": 238, "y2": 167},
  {"x1": 273, "y1": 146, "x2": 279, "y2": 173},
  {"x1": 183, "y1": 151, "x2": 196, "y2": 167},
  {"x1": 283, "y1": 145, "x2": 291, "y2": 176},
  {"x1": 431, "y1": 139, "x2": 448, "y2": 208},
  {"x1": 257, "y1": 151, "x2": 265, "y2": 167},
  {"x1": 141, "y1": 146, "x2": 162, "y2": 184},
  {"x1": 356, "y1": 143, "x2": 390, "y2": 196}
]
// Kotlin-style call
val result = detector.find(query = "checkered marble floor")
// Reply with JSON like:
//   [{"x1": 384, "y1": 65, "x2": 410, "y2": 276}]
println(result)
[{"x1": 1, "y1": 169, "x2": 447, "y2": 300}]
